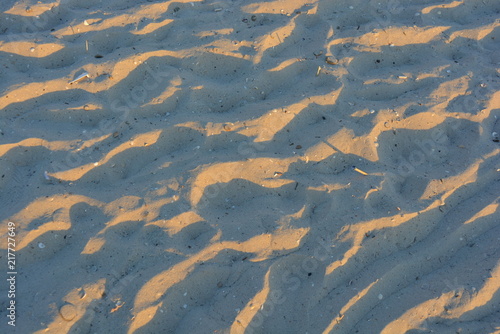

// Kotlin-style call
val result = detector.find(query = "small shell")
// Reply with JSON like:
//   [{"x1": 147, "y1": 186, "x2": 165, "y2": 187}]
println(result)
[
  {"x1": 325, "y1": 56, "x2": 338, "y2": 65},
  {"x1": 315, "y1": 66, "x2": 321, "y2": 76},
  {"x1": 59, "y1": 303, "x2": 77, "y2": 321},
  {"x1": 69, "y1": 72, "x2": 90, "y2": 84},
  {"x1": 78, "y1": 289, "x2": 86, "y2": 299}
]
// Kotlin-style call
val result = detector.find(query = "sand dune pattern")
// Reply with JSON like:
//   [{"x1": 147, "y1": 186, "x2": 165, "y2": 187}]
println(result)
[{"x1": 1, "y1": 0, "x2": 499, "y2": 333}]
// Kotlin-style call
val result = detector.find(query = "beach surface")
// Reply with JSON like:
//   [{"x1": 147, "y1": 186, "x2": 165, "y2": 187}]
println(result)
[{"x1": 1, "y1": 0, "x2": 499, "y2": 333}]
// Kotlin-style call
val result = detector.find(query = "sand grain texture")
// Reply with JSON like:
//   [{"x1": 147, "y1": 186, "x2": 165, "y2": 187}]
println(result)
[{"x1": 0, "y1": 0, "x2": 499, "y2": 333}]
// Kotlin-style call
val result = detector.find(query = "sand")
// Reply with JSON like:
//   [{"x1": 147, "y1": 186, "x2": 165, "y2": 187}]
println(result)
[{"x1": 0, "y1": 0, "x2": 499, "y2": 333}]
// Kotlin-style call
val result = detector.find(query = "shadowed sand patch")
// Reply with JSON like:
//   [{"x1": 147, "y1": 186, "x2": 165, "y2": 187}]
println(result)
[{"x1": 129, "y1": 228, "x2": 309, "y2": 332}]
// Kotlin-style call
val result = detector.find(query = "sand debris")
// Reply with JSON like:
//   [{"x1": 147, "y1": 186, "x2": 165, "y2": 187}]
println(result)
[{"x1": 69, "y1": 72, "x2": 90, "y2": 84}]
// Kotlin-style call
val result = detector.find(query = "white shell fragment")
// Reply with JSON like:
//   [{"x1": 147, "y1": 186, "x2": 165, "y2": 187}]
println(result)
[
  {"x1": 69, "y1": 72, "x2": 90, "y2": 84},
  {"x1": 492, "y1": 132, "x2": 499, "y2": 142},
  {"x1": 325, "y1": 56, "x2": 338, "y2": 65}
]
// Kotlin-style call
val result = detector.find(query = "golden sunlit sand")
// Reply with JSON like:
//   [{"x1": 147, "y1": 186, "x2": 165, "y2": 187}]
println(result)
[{"x1": 0, "y1": 0, "x2": 499, "y2": 333}]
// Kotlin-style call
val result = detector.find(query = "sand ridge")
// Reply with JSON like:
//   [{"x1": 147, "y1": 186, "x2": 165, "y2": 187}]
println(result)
[{"x1": 0, "y1": 0, "x2": 499, "y2": 333}]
